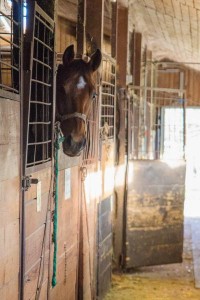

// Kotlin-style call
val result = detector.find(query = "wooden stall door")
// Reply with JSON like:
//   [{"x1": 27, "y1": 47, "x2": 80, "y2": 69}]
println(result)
[
  {"x1": 125, "y1": 160, "x2": 186, "y2": 269},
  {"x1": 97, "y1": 196, "x2": 112, "y2": 300},
  {"x1": 22, "y1": 4, "x2": 56, "y2": 299}
]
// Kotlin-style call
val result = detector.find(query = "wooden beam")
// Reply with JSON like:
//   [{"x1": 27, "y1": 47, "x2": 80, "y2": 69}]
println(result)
[{"x1": 116, "y1": 6, "x2": 128, "y2": 88}]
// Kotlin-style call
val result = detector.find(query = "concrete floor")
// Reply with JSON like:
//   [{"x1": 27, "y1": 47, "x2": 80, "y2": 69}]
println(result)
[{"x1": 105, "y1": 217, "x2": 200, "y2": 300}]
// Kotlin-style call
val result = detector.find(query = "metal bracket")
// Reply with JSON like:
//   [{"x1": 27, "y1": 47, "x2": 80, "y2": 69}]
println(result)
[{"x1": 22, "y1": 176, "x2": 39, "y2": 191}]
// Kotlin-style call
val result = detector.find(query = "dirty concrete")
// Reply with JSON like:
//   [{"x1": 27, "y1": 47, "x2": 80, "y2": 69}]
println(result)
[{"x1": 105, "y1": 218, "x2": 200, "y2": 300}]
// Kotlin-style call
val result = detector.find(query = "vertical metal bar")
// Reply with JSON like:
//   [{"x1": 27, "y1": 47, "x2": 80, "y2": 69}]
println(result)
[
  {"x1": 150, "y1": 62, "x2": 154, "y2": 159},
  {"x1": 143, "y1": 46, "x2": 148, "y2": 158},
  {"x1": 19, "y1": 0, "x2": 24, "y2": 298},
  {"x1": 21, "y1": 2, "x2": 36, "y2": 298},
  {"x1": 179, "y1": 71, "x2": 186, "y2": 159},
  {"x1": 160, "y1": 107, "x2": 165, "y2": 159}
]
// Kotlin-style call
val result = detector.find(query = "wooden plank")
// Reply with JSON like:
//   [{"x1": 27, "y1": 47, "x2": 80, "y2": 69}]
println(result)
[
  {"x1": 30, "y1": 279, "x2": 48, "y2": 300},
  {"x1": 24, "y1": 251, "x2": 49, "y2": 300},
  {"x1": 163, "y1": 0, "x2": 175, "y2": 17},
  {"x1": 144, "y1": 0, "x2": 156, "y2": 9},
  {"x1": 50, "y1": 254, "x2": 78, "y2": 300},
  {"x1": 194, "y1": 0, "x2": 200, "y2": 10},
  {"x1": 0, "y1": 277, "x2": 18, "y2": 300},
  {"x1": 172, "y1": 0, "x2": 182, "y2": 20},
  {"x1": 57, "y1": 0, "x2": 77, "y2": 23},
  {"x1": 25, "y1": 223, "x2": 50, "y2": 273},
  {"x1": 58, "y1": 149, "x2": 80, "y2": 171},
  {"x1": 25, "y1": 192, "x2": 50, "y2": 237},
  {"x1": 25, "y1": 168, "x2": 52, "y2": 202},
  {"x1": 0, "y1": 177, "x2": 19, "y2": 229},
  {"x1": 0, "y1": 235, "x2": 19, "y2": 286},
  {"x1": 154, "y1": 0, "x2": 165, "y2": 14},
  {"x1": 0, "y1": 99, "x2": 20, "y2": 181}
]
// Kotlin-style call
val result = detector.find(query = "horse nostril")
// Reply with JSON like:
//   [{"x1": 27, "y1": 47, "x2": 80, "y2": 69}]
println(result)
[{"x1": 66, "y1": 135, "x2": 72, "y2": 146}]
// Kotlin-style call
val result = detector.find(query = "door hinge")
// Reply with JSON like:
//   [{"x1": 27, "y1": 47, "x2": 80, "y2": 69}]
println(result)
[{"x1": 22, "y1": 176, "x2": 39, "y2": 191}]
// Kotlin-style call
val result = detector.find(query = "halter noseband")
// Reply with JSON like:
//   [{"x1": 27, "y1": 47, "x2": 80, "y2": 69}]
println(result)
[{"x1": 57, "y1": 112, "x2": 87, "y2": 125}]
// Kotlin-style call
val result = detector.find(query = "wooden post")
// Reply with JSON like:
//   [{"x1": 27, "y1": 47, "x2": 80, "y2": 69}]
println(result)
[
  {"x1": 77, "y1": 0, "x2": 87, "y2": 56},
  {"x1": 111, "y1": 1, "x2": 118, "y2": 59},
  {"x1": 86, "y1": 0, "x2": 104, "y2": 53},
  {"x1": 132, "y1": 32, "x2": 142, "y2": 89},
  {"x1": 116, "y1": 6, "x2": 128, "y2": 88}
]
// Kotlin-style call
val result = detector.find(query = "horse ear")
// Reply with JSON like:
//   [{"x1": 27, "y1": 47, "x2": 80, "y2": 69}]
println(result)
[
  {"x1": 62, "y1": 45, "x2": 75, "y2": 66},
  {"x1": 89, "y1": 49, "x2": 102, "y2": 72}
]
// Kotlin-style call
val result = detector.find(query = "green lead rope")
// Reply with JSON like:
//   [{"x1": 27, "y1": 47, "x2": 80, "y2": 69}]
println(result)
[{"x1": 52, "y1": 128, "x2": 65, "y2": 288}]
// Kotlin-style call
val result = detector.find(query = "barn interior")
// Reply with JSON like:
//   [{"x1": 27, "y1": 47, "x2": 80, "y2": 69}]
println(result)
[{"x1": 1, "y1": 0, "x2": 200, "y2": 299}]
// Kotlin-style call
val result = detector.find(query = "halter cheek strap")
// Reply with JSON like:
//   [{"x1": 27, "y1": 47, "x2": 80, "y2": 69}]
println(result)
[{"x1": 57, "y1": 92, "x2": 97, "y2": 126}]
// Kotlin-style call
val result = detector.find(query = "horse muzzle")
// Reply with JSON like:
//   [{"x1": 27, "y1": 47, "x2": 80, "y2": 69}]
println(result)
[{"x1": 62, "y1": 135, "x2": 86, "y2": 157}]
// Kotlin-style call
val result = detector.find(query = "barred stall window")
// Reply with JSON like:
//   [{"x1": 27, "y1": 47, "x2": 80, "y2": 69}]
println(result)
[
  {"x1": 128, "y1": 87, "x2": 185, "y2": 160},
  {"x1": 24, "y1": 3, "x2": 55, "y2": 169},
  {"x1": 100, "y1": 54, "x2": 116, "y2": 141},
  {"x1": 0, "y1": 0, "x2": 20, "y2": 99}
]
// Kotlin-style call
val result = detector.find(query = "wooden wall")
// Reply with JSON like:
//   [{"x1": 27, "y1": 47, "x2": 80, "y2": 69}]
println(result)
[
  {"x1": 157, "y1": 66, "x2": 200, "y2": 106},
  {"x1": 56, "y1": 16, "x2": 77, "y2": 54},
  {"x1": 24, "y1": 167, "x2": 52, "y2": 299},
  {"x1": 0, "y1": 2, "x2": 122, "y2": 299},
  {"x1": 0, "y1": 97, "x2": 20, "y2": 299}
]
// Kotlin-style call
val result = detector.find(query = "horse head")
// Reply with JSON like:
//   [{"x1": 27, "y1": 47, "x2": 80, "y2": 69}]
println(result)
[{"x1": 56, "y1": 44, "x2": 102, "y2": 157}]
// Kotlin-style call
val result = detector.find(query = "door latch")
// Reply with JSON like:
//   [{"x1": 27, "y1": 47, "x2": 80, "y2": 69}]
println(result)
[{"x1": 22, "y1": 176, "x2": 39, "y2": 191}]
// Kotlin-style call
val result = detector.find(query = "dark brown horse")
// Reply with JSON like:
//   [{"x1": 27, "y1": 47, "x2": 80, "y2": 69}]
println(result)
[{"x1": 56, "y1": 45, "x2": 102, "y2": 157}]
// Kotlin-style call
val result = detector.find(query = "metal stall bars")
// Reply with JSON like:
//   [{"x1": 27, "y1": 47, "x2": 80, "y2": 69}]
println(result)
[
  {"x1": 128, "y1": 84, "x2": 186, "y2": 160},
  {"x1": 23, "y1": 2, "x2": 55, "y2": 171},
  {"x1": 82, "y1": 88, "x2": 100, "y2": 165},
  {"x1": 0, "y1": 0, "x2": 20, "y2": 99},
  {"x1": 127, "y1": 91, "x2": 140, "y2": 160},
  {"x1": 100, "y1": 53, "x2": 116, "y2": 142}
]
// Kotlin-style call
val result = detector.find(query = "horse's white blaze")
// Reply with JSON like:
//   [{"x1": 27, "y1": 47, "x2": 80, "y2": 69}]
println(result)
[{"x1": 77, "y1": 76, "x2": 86, "y2": 89}]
